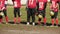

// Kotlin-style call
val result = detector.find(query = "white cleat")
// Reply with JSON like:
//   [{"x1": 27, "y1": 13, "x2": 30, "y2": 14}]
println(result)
[
  {"x1": 32, "y1": 22, "x2": 35, "y2": 26},
  {"x1": 27, "y1": 22, "x2": 30, "y2": 25}
]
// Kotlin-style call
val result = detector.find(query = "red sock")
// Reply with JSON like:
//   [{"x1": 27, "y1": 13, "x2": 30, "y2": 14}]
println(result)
[
  {"x1": 56, "y1": 18, "x2": 58, "y2": 26},
  {"x1": 43, "y1": 17, "x2": 46, "y2": 25},
  {"x1": 51, "y1": 19, "x2": 54, "y2": 26},
  {"x1": 5, "y1": 16, "x2": 8, "y2": 23},
  {"x1": 18, "y1": 17, "x2": 21, "y2": 23},
  {"x1": 14, "y1": 18, "x2": 16, "y2": 24},
  {"x1": 0, "y1": 18, "x2": 2, "y2": 23}
]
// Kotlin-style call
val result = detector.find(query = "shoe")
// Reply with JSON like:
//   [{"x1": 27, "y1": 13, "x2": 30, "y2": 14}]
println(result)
[
  {"x1": 32, "y1": 22, "x2": 35, "y2": 26},
  {"x1": 50, "y1": 25, "x2": 54, "y2": 27},
  {"x1": 27, "y1": 22, "x2": 30, "y2": 25}
]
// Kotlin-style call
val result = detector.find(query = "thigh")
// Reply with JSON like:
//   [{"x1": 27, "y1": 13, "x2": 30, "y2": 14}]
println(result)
[
  {"x1": 14, "y1": 8, "x2": 17, "y2": 17},
  {"x1": 17, "y1": 8, "x2": 20, "y2": 14},
  {"x1": 14, "y1": 8, "x2": 17, "y2": 13},
  {"x1": 38, "y1": 10, "x2": 41, "y2": 14},
  {"x1": 27, "y1": 8, "x2": 31, "y2": 16},
  {"x1": 41, "y1": 10, "x2": 45, "y2": 18},
  {"x1": 31, "y1": 8, "x2": 36, "y2": 15},
  {"x1": 38, "y1": 10, "x2": 45, "y2": 18},
  {"x1": 51, "y1": 12, "x2": 57, "y2": 19},
  {"x1": 0, "y1": 11, "x2": 3, "y2": 18},
  {"x1": 54, "y1": 12, "x2": 58, "y2": 18},
  {"x1": 17, "y1": 8, "x2": 20, "y2": 17},
  {"x1": 3, "y1": 9, "x2": 7, "y2": 16}
]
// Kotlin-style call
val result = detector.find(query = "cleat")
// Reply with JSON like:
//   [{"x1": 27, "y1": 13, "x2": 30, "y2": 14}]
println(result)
[
  {"x1": 27, "y1": 22, "x2": 30, "y2": 25},
  {"x1": 32, "y1": 22, "x2": 35, "y2": 26}
]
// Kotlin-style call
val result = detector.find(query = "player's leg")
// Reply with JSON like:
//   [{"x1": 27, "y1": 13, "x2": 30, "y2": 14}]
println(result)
[
  {"x1": 44, "y1": 2, "x2": 47, "y2": 9},
  {"x1": 14, "y1": 8, "x2": 17, "y2": 24},
  {"x1": 38, "y1": 18, "x2": 41, "y2": 25},
  {"x1": 51, "y1": 12, "x2": 55, "y2": 26},
  {"x1": 55, "y1": 12, "x2": 58, "y2": 26},
  {"x1": 32, "y1": 8, "x2": 35, "y2": 25},
  {"x1": 27, "y1": 8, "x2": 31, "y2": 25},
  {"x1": 0, "y1": 11, "x2": 3, "y2": 24},
  {"x1": 36, "y1": 2, "x2": 39, "y2": 13},
  {"x1": 3, "y1": 9, "x2": 8, "y2": 24},
  {"x1": 17, "y1": 8, "x2": 21, "y2": 23},
  {"x1": 43, "y1": 10, "x2": 46, "y2": 25},
  {"x1": 43, "y1": 2, "x2": 47, "y2": 25},
  {"x1": 0, "y1": 16, "x2": 3, "y2": 24},
  {"x1": 38, "y1": 10, "x2": 42, "y2": 25}
]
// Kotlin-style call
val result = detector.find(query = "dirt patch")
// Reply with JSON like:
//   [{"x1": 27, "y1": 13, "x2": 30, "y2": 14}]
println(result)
[{"x1": 0, "y1": 24, "x2": 60, "y2": 34}]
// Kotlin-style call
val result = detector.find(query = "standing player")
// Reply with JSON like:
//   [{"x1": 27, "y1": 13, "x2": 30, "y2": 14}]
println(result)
[
  {"x1": 26, "y1": 0, "x2": 36, "y2": 25},
  {"x1": 12, "y1": 0, "x2": 21, "y2": 24},
  {"x1": 37, "y1": 0, "x2": 47, "y2": 25},
  {"x1": 0, "y1": 0, "x2": 8, "y2": 24},
  {"x1": 2, "y1": 0, "x2": 9, "y2": 24},
  {"x1": 50, "y1": 0, "x2": 58, "y2": 26}
]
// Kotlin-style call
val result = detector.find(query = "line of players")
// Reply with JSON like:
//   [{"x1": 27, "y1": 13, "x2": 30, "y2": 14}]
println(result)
[{"x1": 0, "y1": 0, "x2": 60, "y2": 26}]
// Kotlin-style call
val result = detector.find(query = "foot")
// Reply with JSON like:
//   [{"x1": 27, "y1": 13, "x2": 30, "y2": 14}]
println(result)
[
  {"x1": 50, "y1": 25, "x2": 54, "y2": 27},
  {"x1": 27, "y1": 22, "x2": 30, "y2": 25},
  {"x1": 32, "y1": 22, "x2": 35, "y2": 26}
]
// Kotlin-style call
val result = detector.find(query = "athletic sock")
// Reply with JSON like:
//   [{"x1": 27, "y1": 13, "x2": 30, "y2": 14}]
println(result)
[
  {"x1": 56, "y1": 18, "x2": 58, "y2": 26},
  {"x1": 51, "y1": 19, "x2": 54, "y2": 26},
  {"x1": 14, "y1": 18, "x2": 16, "y2": 24},
  {"x1": 0, "y1": 18, "x2": 2, "y2": 23},
  {"x1": 5, "y1": 16, "x2": 8, "y2": 23},
  {"x1": 18, "y1": 17, "x2": 21, "y2": 23},
  {"x1": 43, "y1": 17, "x2": 46, "y2": 25}
]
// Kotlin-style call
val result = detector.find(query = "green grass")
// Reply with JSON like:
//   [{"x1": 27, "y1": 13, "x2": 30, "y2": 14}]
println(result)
[{"x1": 3, "y1": 5, "x2": 60, "y2": 24}]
